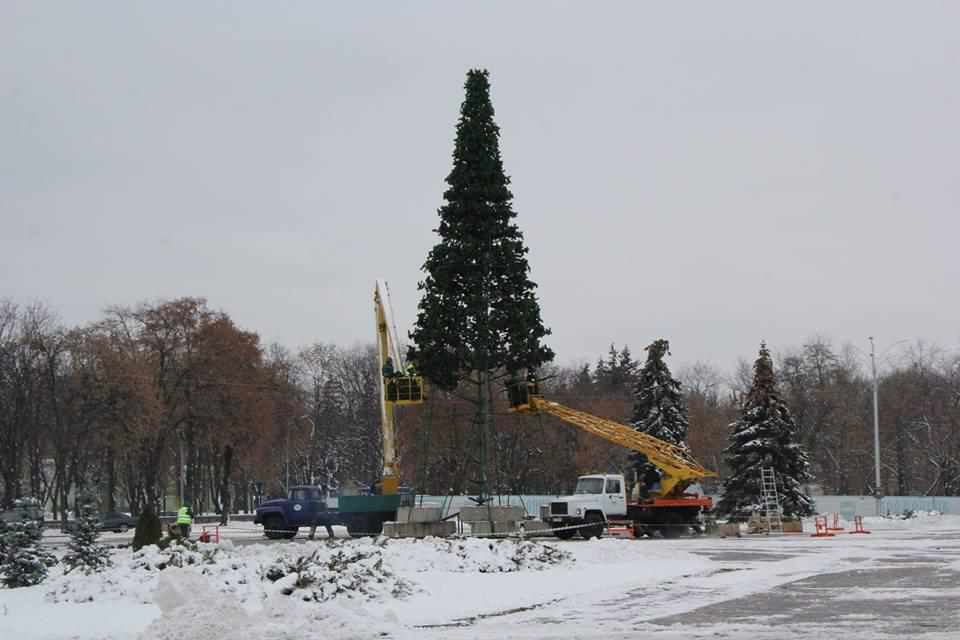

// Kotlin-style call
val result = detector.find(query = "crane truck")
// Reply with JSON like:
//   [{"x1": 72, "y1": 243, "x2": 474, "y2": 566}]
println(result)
[
  {"x1": 507, "y1": 380, "x2": 716, "y2": 539},
  {"x1": 255, "y1": 280, "x2": 423, "y2": 538}
]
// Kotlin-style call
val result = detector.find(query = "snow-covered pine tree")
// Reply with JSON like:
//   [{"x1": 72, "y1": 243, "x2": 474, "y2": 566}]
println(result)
[
  {"x1": 628, "y1": 339, "x2": 689, "y2": 489},
  {"x1": 63, "y1": 494, "x2": 111, "y2": 575},
  {"x1": 0, "y1": 498, "x2": 55, "y2": 588},
  {"x1": 718, "y1": 343, "x2": 814, "y2": 519},
  {"x1": 629, "y1": 339, "x2": 689, "y2": 447}
]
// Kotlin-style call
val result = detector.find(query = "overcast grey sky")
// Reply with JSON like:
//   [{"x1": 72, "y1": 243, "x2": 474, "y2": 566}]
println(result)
[{"x1": 2, "y1": 2, "x2": 958, "y2": 372}]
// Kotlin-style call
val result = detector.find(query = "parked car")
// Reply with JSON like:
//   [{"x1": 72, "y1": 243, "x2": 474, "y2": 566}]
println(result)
[
  {"x1": 63, "y1": 511, "x2": 138, "y2": 533},
  {"x1": 0, "y1": 501, "x2": 44, "y2": 526},
  {"x1": 99, "y1": 511, "x2": 137, "y2": 532}
]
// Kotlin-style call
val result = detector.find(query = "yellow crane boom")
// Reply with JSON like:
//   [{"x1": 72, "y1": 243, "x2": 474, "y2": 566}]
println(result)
[
  {"x1": 509, "y1": 383, "x2": 717, "y2": 498},
  {"x1": 373, "y1": 280, "x2": 425, "y2": 496}
]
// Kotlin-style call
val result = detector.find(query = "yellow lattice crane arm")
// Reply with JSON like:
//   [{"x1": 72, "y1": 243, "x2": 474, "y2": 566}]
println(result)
[
  {"x1": 374, "y1": 280, "x2": 425, "y2": 496},
  {"x1": 508, "y1": 383, "x2": 717, "y2": 498}
]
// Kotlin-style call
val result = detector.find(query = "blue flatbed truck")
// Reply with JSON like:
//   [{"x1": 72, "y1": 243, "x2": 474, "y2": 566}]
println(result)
[{"x1": 254, "y1": 485, "x2": 405, "y2": 538}]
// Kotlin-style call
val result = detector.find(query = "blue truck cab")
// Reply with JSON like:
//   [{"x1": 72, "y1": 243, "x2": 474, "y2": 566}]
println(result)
[{"x1": 254, "y1": 485, "x2": 332, "y2": 539}]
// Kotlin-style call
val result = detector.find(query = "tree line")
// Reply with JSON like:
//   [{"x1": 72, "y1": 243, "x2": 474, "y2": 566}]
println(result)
[
  {"x1": 3, "y1": 294, "x2": 958, "y2": 520},
  {"x1": 0, "y1": 298, "x2": 384, "y2": 522}
]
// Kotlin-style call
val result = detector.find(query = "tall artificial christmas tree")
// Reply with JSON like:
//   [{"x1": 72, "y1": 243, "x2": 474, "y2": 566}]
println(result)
[
  {"x1": 63, "y1": 494, "x2": 111, "y2": 575},
  {"x1": 410, "y1": 69, "x2": 554, "y2": 502},
  {"x1": 0, "y1": 498, "x2": 55, "y2": 588},
  {"x1": 718, "y1": 343, "x2": 814, "y2": 519}
]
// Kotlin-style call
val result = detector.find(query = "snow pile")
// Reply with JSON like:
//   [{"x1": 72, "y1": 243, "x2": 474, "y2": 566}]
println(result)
[
  {"x1": 139, "y1": 569, "x2": 252, "y2": 640},
  {"x1": 43, "y1": 536, "x2": 574, "y2": 610},
  {"x1": 383, "y1": 536, "x2": 573, "y2": 573},
  {"x1": 45, "y1": 541, "x2": 229, "y2": 604},
  {"x1": 883, "y1": 509, "x2": 941, "y2": 520},
  {"x1": 141, "y1": 571, "x2": 397, "y2": 640},
  {"x1": 260, "y1": 544, "x2": 413, "y2": 601},
  {"x1": 131, "y1": 541, "x2": 222, "y2": 571},
  {"x1": 866, "y1": 511, "x2": 960, "y2": 532}
]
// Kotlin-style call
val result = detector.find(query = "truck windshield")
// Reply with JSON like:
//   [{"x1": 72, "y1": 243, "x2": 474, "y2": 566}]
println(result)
[{"x1": 574, "y1": 478, "x2": 605, "y2": 494}]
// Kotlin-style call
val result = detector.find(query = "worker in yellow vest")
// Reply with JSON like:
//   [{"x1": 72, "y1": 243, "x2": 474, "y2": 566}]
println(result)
[{"x1": 176, "y1": 504, "x2": 193, "y2": 539}]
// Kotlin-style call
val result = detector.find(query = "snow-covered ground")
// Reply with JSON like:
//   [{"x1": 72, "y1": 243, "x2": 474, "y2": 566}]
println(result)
[{"x1": 4, "y1": 514, "x2": 960, "y2": 639}]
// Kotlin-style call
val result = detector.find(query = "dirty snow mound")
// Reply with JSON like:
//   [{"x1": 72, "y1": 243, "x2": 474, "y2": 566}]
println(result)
[
  {"x1": 261, "y1": 545, "x2": 413, "y2": 601},
  {"x1": 384, "y1": 536, "x2": 573, "y2": 573}
]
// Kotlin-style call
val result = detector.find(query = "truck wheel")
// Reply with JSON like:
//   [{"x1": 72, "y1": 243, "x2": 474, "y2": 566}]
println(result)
[
  {"x1": 263, "y1": 515, "x2": 286, "y2": 540},
  {"x1": 580, "y1": 513, "x2": 605, "y2": 540},
  {"x1": 659, "y1": 512, "x2": 688, "y2": 539},
  {"x1": 553, "y1": 526, "x2": 577, "y2": 540}
]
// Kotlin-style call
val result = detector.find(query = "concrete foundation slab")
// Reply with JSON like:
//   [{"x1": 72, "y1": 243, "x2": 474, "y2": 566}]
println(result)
[
  {"x1": 395, "y1": 506, "x2": 444, "y2": 523},
  {"x1": 467, "y1": 520, "x2": 520, "y2": 535},
  {"x1": 459, "y1": 505, "x2": 525, "y2": 523},
  {"x1": 381, "y1": 520, "x2": 456, "y2": 539}
]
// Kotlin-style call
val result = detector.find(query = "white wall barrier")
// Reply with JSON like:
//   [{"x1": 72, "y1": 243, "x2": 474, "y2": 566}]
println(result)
[{"x1": 408, "y1": 494, "x2": 960, "y2": 520}]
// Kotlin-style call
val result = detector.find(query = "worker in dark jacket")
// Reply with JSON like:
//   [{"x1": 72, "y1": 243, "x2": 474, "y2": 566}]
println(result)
[
  {"x1": 308, "y1": 512, "x2": 336, "y2": 541},
  {"x1": 382, "y1": 357, "x2": 395, "y2": 379},
  {"x1": 643, "y1": 466, "x2": 662, "y2": 496}
]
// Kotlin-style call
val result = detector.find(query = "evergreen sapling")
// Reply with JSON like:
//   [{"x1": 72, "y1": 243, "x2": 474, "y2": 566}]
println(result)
[
  {"x1": 63, "y1": 495, "x2": 111, "y2": 575},
  {"x1": 0, "y1": 498, "x2": 56, "y2": 588}
]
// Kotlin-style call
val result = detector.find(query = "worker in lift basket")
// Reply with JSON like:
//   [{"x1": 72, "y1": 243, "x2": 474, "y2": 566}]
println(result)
[
  {"x1": 176, "y1": 503, "x2": 193, "y2": 539},
  {"x1": 382, "y1": 357, "x2": 396, "y2": 378}
]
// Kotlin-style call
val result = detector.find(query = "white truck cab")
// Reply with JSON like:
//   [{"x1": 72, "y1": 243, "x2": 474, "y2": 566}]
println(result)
[{"x1": 540, "y1": 473, "x2": 627, "y2": 539}]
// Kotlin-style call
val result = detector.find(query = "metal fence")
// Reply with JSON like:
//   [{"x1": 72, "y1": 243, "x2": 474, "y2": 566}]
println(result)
[{"x1": 811, "y1": 495, "x2": 960, "y2": 519}]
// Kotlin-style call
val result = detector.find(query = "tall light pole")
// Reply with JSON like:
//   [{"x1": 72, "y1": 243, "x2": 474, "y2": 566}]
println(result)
[{"x1": 869, "y1": 336, "x2": 880, "y2": 513}]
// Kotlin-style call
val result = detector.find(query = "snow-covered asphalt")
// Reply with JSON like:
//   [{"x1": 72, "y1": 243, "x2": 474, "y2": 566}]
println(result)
[{"x1": 417, "y1": 520, "x2": 960, "y2": 639}]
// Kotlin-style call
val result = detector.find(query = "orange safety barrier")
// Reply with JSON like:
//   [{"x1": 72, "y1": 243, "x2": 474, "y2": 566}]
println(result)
[
  {"x1": 849, "y1": 515, "x2": 871, "y2": 535},
  {"x1": 198, "y1": 525, "x2": 220, "y2": 543},
  {"x1": 606, "y1": 522, "x2": 636, "y2": 539},
  {"x1": 810, "y1": 515, "x2": 835, "y2": 538},
  {"x1": 826, "y1": 512, "x2": 845, "y2": 532}
]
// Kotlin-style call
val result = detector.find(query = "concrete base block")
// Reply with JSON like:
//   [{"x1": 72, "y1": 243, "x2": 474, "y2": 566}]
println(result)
[
  {"x1": 382, "y1": 520, "x2": 456, "y2": 539},
  {"x1": 782, "y1": 520, "x2": 803, "y2": 533},
  {"x1": 467, "y1": 520, "x2": 519, "y2": 535},
  {"x1": 459, "y1": 505, "x2": 525, "y2": 523},
  {"x1": 395, "y1": 506, "x2": 444, "y2": 523},
  {"x1": 517, "y1": 520, "x2": 552, "y2": 534}
]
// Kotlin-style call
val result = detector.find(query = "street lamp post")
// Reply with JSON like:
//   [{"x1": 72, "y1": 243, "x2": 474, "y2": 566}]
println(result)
[
  {"x1": 176, "y1": 430, "x2": 187, "y2": 510},
  {"x1": 286, "y1": 415, "x2": 317, "y2": 492},
  {"x1": 869, "y1": 337, "x2": 880, "y2": 515},
  {"x1": 867, "y1": 337, "x2": 913, "y2": 515}
]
